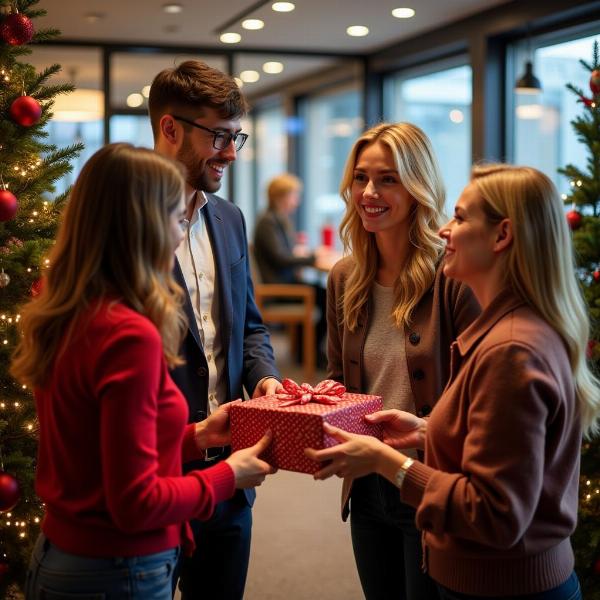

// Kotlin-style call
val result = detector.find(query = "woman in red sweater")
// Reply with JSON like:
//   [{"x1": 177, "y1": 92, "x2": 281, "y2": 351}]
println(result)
[
  {"x1": 11, "y1": 143, "x2": 274, "y2": 600},
  {"x1": 308, "y1": 164, "x2": 600, "y2": 599}
]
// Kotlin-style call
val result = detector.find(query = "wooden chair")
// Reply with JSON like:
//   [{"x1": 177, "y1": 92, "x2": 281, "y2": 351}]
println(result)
[{"x1": 249, "y1": 246, "x2": 317, "y2": 382}]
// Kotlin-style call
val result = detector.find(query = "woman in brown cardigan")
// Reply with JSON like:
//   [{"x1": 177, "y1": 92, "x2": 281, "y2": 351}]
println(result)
[
  {"x1": 309, "y1": 164, "x2": 599, "y2": 599},
  {"x1": 325, "y1": 122, "x2": 480, "y2": 600}
]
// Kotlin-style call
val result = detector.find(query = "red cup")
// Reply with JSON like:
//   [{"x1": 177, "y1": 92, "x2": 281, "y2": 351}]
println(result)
[{"x1": 321, "y1": 223, "x2": 334, "y2": 248}]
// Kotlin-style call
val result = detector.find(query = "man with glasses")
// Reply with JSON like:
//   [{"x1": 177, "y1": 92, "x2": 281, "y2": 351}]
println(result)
[{"x1": 149, "y1": 60, "x2": 280, "y2": 600}]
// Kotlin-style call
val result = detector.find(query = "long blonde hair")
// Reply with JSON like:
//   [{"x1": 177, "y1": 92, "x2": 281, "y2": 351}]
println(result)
[
  {"x1": 339, "y1": 122, "x2": 446, "y2": 330},
  {"x1": 11, "y1": 143, "x2": 187, "y2": 387},
  {"x1": 472, "y1": 163, "x2": 600, "y2": 437}
]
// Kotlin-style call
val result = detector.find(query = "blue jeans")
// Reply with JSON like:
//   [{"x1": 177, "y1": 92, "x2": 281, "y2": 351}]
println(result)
[
  {"x1": 350, "y1": 473, "x2": 439, "y2": 600},
  {"x1": 25, "y1": 533, "x2": 179, "y2": 600},
  {"x1": 437, "y1": 571, "x2": 582, "y2": 600}
]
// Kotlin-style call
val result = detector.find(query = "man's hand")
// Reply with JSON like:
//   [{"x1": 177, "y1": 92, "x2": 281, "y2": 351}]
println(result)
[
  {"x1": 252, "y1": 377, "x2": 280, "y2": 398},
  {"x1": 194, "y1": 400, "x2": 242, "y2": 450},
  {"x1": 364, "y1": 409, "x2": 427, "y2": 450}
]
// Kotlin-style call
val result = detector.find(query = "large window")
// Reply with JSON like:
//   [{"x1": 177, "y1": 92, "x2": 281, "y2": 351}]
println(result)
[
  {"x1": 299, "y1": 87, "x2": 362, "y2": 249},
  {"x1": 384, "y1": 63, "x2": 472, "y2": 212},
  {"x1": 509, "y1": 29, "x2": 600, "y2": 197},
  {"x1": 29, "y1": 47, "x2": 104, "y2": 195},
  {"x1": 234, "y1": 105, "x2": 287, "y2": 235}
]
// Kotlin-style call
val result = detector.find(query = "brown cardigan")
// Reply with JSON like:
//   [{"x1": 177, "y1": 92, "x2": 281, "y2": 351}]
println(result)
[
  {"x1": 327, "y1": 256, "x2": 481, "y2": 519},
  {"x1": 401, "y1": 289, "x2": 581, "y2": 595}
]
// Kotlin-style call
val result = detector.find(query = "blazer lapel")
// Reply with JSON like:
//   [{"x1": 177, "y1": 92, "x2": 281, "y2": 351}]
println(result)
[
  {"x1": 204, "y1": 195, "x2": 233, "y2": 355},
  {"x1": 173, "y1": 257, "x2": 203, "y2": 349}
]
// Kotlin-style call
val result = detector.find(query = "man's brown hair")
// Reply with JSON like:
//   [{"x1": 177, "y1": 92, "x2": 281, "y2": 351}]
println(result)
[{"x1": 148, "y1": 60, "x2": 249, "y2": 138}]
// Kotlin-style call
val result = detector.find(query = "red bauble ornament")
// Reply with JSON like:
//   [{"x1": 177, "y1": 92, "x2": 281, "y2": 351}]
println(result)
[
  {"x1": 30, "y1": 277, "x2": 44, "y2": 297},
  {"x1": 566, "y1": 209, "x2": 583, "y2": 230},
  {"x1": 594, "y1": 556, "x2": 600, "y2": 575},
  {"x1": 0, "y1": 12, "x2": 34, "y2": 46},
  {"x1": 10, "y1": 95, "x2": 42, "y2": 126},
  {"x1": 0, "y1": 559, "x2": 8, "y2": 578},
  {"x1": 594, "y1": 271, "x2": 600, "y2": 283},
  {"x1": 0, "y1": 472, "x2": 20, "y2": 512},
  {"x1": 591, "y1": 69, "x2": 600, "y2": 95},
  {"x1": 0, "y1": 189, "x2": 18, "y2": 222},
  {"x1": 587, "y1": 339, "x2": 598, "y2": 359}
]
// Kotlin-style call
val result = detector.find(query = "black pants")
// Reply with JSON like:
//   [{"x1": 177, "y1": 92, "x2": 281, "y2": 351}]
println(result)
[{"x1": 350, "y1": 473, "x2": 439, "y2": 600}]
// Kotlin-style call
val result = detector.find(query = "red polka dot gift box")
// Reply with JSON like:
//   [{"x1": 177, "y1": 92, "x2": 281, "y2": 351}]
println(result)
[{"x1": 230, "y1": 378, "x2": 383, "y2": 474}]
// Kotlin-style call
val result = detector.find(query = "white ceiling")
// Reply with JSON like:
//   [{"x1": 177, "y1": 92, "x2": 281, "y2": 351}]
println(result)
[
  {"x1": 28, "y1": 0, "x2": 510, "y2": 105},
  {"x1": 37, "y1": 0, "x2": 509, "y2": 53}
]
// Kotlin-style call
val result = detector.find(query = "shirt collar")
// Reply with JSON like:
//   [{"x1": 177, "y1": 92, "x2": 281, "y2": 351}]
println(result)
[
  {"x1": 188, "y1": 191, "x2": 208, "y2": 226},
  {"x1": 456, "y1": 287, "x2": 527, "y2": 356}
]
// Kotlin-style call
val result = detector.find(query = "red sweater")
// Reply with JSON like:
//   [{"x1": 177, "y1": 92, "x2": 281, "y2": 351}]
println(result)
[{"x1": 35, "y1": 300, "x2": 235, "y2": 557}]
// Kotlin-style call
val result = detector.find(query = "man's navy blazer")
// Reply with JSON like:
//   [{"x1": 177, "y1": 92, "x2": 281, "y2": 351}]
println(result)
[{"x1": 170, "y1": 193, "x2": 280, "y2": 506}]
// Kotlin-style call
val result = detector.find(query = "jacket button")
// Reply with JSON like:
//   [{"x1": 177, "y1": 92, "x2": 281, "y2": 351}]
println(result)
[
  {"x1": 197, "y1": 367, "x2": 207, "y2": 377},
  {"x1": 418, "y1": 404, "x2": 432, "y2": 417},
  {"x1": 409, "y1": 332, "x2": 420, "y2": 345},
  {"x1": 412, "y1": 368, "x2": 425, "y2": 381}
]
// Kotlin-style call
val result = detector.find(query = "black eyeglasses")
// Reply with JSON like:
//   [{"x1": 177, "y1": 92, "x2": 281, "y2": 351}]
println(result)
[{"x1": 172, "y1": 115, "x2": 249, "y2": 151}]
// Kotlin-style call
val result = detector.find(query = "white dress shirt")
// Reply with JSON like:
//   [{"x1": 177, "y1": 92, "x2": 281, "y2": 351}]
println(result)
[{"x1": 175, "y1": 192, "x2": 227, "y2": 415}]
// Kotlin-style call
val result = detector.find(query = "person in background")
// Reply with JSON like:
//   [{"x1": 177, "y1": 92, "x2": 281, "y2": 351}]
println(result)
[
  {"x1": 148, "y1": 60, "x2": 281, "y2": 600},
  {"x1": 11, "y1": 143, "x2": 275, "y2": 600},
  {"x1": 309, "y1": 164, "x2": 598, "y2": 600},
  {"x1": 253, "y1": 173, "x2": 329, "y2": 367},
  {"x1": 324, "y1": 122, "x2": 480, "y2": 600}
]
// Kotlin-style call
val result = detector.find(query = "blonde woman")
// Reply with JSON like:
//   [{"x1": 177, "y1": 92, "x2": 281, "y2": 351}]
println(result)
[
  {"x1": 253, "y1": 173, "x2": 330, "y2": 365},
  {"x1": 309, "y1": 164, "x2": 597, "y2": 599},
  {"x1": 325, "y1": 123, "x2": 480, "y2": 600},
  {"x1": 12, "y1": 144, "x2": 274, "y2": 600}
]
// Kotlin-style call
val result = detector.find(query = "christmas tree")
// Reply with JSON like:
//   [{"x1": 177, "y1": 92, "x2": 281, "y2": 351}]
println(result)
[
  {"x1": 559, "y1": 40, "x2": 600, "y2": 599},
  {"x1": 0, "y1": 0, "x2": 82, "y2": 595}
]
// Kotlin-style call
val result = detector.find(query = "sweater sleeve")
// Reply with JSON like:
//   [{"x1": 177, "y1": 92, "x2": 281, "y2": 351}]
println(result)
[
  {"x1": 94, "y1": 319, "x2": 235, "y2": 534},
  {"x1": 402, "y1": 342, "x2": 556, "y2": 550}
]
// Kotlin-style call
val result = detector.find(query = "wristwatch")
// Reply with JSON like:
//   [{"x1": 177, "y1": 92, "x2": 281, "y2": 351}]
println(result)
[{"x1": 394, "y1": 457, "x2": 414, "y2": 489}]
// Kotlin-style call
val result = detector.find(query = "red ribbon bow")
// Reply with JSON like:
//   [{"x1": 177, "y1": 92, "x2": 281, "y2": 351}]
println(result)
[{"x1": 276, "y1": 378, "x2": 346, "y2": 407}]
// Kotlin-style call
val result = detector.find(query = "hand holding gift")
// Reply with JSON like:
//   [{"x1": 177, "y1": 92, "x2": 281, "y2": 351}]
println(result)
[
  {"x1": 364, "y1": 409, "x2": 427, "y2": 450},
  {"x1": 194, "y1": 400, "x2": 241, "y2": 449},
  {"x1": 305, "y1": 422, "x2": 396, "y2": 480},
  {"x1": 226, "y1": 431, "x2": 277, "y2": 489}
]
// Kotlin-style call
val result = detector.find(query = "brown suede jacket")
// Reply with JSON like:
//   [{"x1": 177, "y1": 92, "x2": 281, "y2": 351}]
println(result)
[
  {"x1": 401, "y1": 289, "x2": 581, "y2": 595},
  {"x1": 327, "y1": 256, "x2": 481, "y2": 519}
]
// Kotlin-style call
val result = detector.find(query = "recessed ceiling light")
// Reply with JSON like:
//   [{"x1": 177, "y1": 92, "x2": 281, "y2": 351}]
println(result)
[
  {"x1": 163, "y1": 3, "x2": 183, "y2": 13},
  {"x1": 242, "y1": 19, "x2": 264, "y2": 30},
  {"x1": 234, "y1": 77, "x2": 244, "y2": 88},
  {"x1": 346, "y1": 25, "x2": 369, "y2": 37},
  {"x1": 392, "y1": 7, "x2": 415, "y2": 18},
  {"x1": 263, "y1": 61, "x2": 284, "y2": 74},
  {"x1": 141, "y1": 85, "x2": 151, "y2": 98},
  {"x1": 84, "y1": 12, "x2": 105, "y2": 23},
  {"x1": 220, "y1": 32, "x2": 241, "y2": 44},
  {"x1": 240, "y1": 70, "x2": 260, "y2": 83},
  {"x1": 127, "y1": 93, "x2": 144, "y2": 108},
  {"x1": 272, "y1": 2, "x2": 295, "y2": 11}
]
